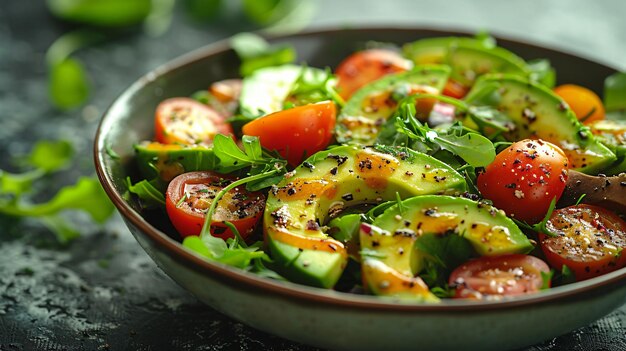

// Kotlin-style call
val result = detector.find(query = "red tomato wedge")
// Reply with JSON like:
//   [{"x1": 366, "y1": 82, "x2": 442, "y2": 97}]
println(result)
[
  {"x1": 449, "y1": 254, "x2": 550, "y2": 299},
  {"x1": 155, "y1": 98, "x2": 234, "y2": 146},
  {"x1": 554, "y1": 84, "x2": 605, "y2": 124},
  {"x1": 335, "y1": 49, "x2": 412, "y2": 100},
  {"x1": 540, "y1": 204, "x2": 626, "y2": 281},
  {"x1": 165, "y1": 171, "x2": 265, "y2": 240},
  {"x1": 242, "y1": 101, "x2": 337, "y2": 167},
  {"x1": 477, "y1": 139, "x2": 569, "y2": 223}
]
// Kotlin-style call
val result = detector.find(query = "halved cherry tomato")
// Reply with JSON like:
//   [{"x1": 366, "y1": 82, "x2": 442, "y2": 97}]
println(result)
[
  {"x1": 554, "y1": 84, "x2": 605, "y2": 124},
  {"x1": 242, "y1": 101, "x2": 336, "y2": 167},
  {"x1": 165, "y1": 171, "x2": 265, "y2": 240},
  {"x1": 477, "y1": 139, "x2": 569, "y2": 223},
  {"x1": 210, "y1": 79, "x2": 242, "y2": 103},
  {"x1": 539, "y1": 204, "x2": 626, "y2": 281},
  {"x1": 449, "y1": 254, "x2": 550, "y2": 299},
  {"x1": 442, "y1": 79, "x2": 469, "y2": 99},
  {"x1": 335, "y1": 49, "x2": 412, "y2": 100},
  {"x1": 155, "y1": 98, "x2": 234, "y2": 146}
]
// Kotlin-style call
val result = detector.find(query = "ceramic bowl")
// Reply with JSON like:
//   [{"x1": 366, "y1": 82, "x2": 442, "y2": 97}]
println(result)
[{"x1": 94, "y1": 27, "x2": 626, "y2": 351}]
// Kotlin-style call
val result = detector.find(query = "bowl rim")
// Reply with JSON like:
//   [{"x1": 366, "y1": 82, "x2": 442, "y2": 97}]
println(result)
[{"x1": 94, "y1": 25, "x2": 626, "y2": 313}]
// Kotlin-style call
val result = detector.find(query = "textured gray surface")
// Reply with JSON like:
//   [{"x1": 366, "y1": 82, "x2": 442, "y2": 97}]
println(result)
[{"x1": 1, "y1": 1, "x2": 625, "y2": 350}]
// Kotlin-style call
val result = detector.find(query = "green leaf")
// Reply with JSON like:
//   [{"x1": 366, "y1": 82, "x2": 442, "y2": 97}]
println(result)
[
  {"x1": 46, "y1": 0, "x2": 152, "y2": 27},
  {"x1": 604, "y1": 72, "x2": 626, "y2": 114},
  {"x1": 287, "y1": 66, "x2": 344, "y2": 107},
  {"x1": 0, "y1": 169, "x2": 43, "y2": 197},
  {"x1": 527, "y1": 59, "x2": 556, "y2": 88},
  {"x1": 184, "y1": 0, "x2": 222, "y2": 22},
  {"x1": 126, "y1": 177, "x2": 165, "y2": 207},
  {"x1": 0, "y1": 177, "x2": 114, "y2": 223},
  {"x1": 242, "y1": 135, "x2": 263, "y2": 161},
  {"x1": 183, "y1": 235, "x2": 268, "y2": 269},
  {"x1": 49, "y1": 58, "x2": 90, "y2": 110},
  {"x1": 231, "y1": 32, "x2": 296, "y2": 76},
  {"x1": 432, "y1": 132, "x2": 496, "y2": 167},
  {"x1": 25, "y1": 140, "x2": 74, "y2": 173},
  {"x1": 414, "y1": 232, "x2": 475, "y2": 287},
  {"x1": 212, "y1": 134, "x2": 253, "y2": 172}
]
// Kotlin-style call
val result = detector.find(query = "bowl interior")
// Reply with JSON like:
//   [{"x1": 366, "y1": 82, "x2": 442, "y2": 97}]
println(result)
[{"x1": 95, "y1": 27, "x2": 623, "y2": 310}]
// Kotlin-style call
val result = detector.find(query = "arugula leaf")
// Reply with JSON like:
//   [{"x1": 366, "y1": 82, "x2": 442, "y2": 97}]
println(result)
[
  {"x1": 25, "y1": 140, "x2": 74, "y2": 172},
  {"x1": 414, "y1": 232, "x2": 475, "y2": 288},
  {"x1": 393, "y1": 99, "x2": 496, "y2": 167},
  {"x1": 526, "y1": 58, "x2": 556, "y2": 88},
  {"x1": 49, "y1": 58, "x2": 90, "y2": 110},
  {"x1": 126, "y1": 177, "x2": 165, "y2": 207},
  {"x1": 0, "y1": 177, "x2": 114, "y2": 222},
  {"x1": 182, "y1": 234, "x2": 268, "y2": 269},
  {"x1": 286, "y1": 66, "x2": 344, "y2": 107},
  {"x1": 241, "y1": 135, "x2": 263, "y2": 161},
  {"x1": 0, "y1": 170, "x2": 43, "y2": 197},
  {"x1": 212, "y1": 134, "x2": 287, "y2": 180},
  {"x1": 604, "y1": 71, "x2": 626, "y2": 119},
  {"x1": 230, "y1": 32, "x2": 296, "y2": 77}
]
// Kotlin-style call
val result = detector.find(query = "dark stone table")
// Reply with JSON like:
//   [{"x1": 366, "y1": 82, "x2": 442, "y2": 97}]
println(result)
[{"x1": 1, "y1": 1, "x2": 624, "y2": 350}]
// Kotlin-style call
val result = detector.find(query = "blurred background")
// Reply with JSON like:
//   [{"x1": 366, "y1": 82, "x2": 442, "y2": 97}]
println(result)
[{"x1": 1, "y1": 0, "x2": 625, "y2": 350}]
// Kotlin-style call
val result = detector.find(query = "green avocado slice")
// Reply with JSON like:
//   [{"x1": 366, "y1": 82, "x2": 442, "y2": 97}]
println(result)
[
  {"x1": 134, "y1": 141, "x2": 218, "y2": 183},
  {"x1": 359, "y1": 195, "x2": 532, "y2": 299},
  {"x1": 336, "y1": 65, "x2": 451, "y2": 144},
  {"x1": 464, "y1": 74, "x2": 616, "y2": 173},
  {"x1": 402, "y1": 37, "x2": 530, "y2": 87},
  {"x1": 263, "y1": 145, "x2": 466, "y2": 289}
]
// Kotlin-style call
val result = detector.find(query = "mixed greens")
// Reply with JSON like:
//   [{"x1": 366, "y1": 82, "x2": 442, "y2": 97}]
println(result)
[{"x1": 127, "y1": 33, "x2": 626, "y2": 302}]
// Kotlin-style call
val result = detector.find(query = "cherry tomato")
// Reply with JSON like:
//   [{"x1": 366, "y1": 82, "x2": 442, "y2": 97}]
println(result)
[
  {"x1": 477, "y1": 139, "x2": 569, "y2": 223},
  {"x1": 554, "y1": 84, "x2": 605, "y2": 124},
  {"x1": 335, "y1": 49, "x2": 412, "y2": 100},
  {"x1": 155, "y1": 98, "x2": 234, "y2": 146},
  {"x1": 539, "y1": 204, "x2": 626, "y2": 281},
  {"x1": 210, "y1": 79, "x2": 242, "y2": 103},
  {"x1": 242, "y1": 101, "x2": 336, "y2": 167},
  {"x1": 449, "y1": 254, "x2": 550, "y2": 299},
  {"x1": 442, "y1": 79, "x2": 469, "y2": 99},
  {"x1": 165, "y1": 171, "x2": 265, "y2": 240}
]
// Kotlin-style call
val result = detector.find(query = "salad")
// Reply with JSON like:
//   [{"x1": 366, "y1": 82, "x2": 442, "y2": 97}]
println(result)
[{"x1": 127, "y1": 33, "x2": 626, "y2": 302}]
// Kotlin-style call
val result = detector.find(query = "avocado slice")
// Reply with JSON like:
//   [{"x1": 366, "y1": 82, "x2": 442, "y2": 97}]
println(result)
[
  {"x1": 263, "y1": 145, "x2": 466, "y2": 288},
  {"x1": 402, "y1": 37, "x2": 529, "y2": 87},
  {"x1": 134, "y1": 142, "x2": 218, "y2": 182},
  {"x1": 359, "y1": 195, "x2": 532, "y2": 299},
  {"x1": 465, "y1": 74, "x2": 616, "y2": 173},
  {"x1": 336, "y1": 65, "x2": 451, "y2": 144}
]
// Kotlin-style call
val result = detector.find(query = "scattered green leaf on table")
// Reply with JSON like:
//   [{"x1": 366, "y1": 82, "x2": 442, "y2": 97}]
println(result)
[
  {"x1": 25, "y1": 140, "x2": 74, "y2": 172},
  {"x1": 46, "y1": 0, "x2": 152, "y2": 27},
  {"x1": 49, "y1": 58, "x2": 90, "y2": 110}
]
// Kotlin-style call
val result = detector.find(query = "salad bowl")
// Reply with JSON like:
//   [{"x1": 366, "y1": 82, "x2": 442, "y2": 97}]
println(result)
[{"x1": 94, "y1": 27, "x2": 626, "y2": 351}]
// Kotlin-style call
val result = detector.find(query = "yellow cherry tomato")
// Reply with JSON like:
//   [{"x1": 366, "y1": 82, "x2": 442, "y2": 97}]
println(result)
[{"x1": 554, "y1": 84, "x2": 605, "y2": 124}]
